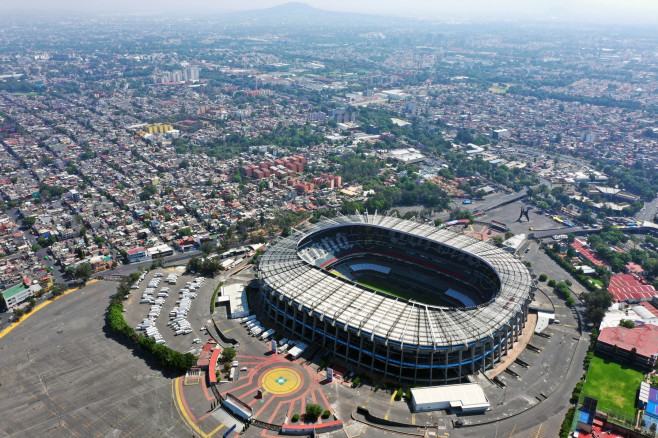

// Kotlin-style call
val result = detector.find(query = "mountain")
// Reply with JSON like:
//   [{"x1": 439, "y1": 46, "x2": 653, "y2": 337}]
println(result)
[{"x1": 219, "y1": 2, "x2": 412, "y2": 28}]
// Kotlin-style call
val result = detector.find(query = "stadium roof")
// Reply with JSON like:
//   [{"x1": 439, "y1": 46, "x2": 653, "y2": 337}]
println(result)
[{"x1": 258, "y1": 213, "x2": 533, "y2": 348}]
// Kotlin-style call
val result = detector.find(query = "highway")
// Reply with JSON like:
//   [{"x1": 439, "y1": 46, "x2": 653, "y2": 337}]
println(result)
[{"x1": 636, "y1": 196, "x2": 658, "y2": 222}]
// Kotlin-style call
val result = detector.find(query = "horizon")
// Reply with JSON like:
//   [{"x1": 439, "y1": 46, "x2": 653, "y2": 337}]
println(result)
[{"x1": 1, "y1": 0, "x2": 657, "y2": 26}]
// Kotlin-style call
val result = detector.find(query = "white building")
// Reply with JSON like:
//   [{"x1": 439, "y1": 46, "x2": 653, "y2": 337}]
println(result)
[
  {"x1": 411, "y1": 383, "x2": 490, "y2": 413},
  {"x1": 2, "y1": 283, "x2": 42, "y2": 309},
  {"x1": 217, "y1": 283, "x2": 249, "y2": 319},
  {"x1": 183, "y1": 65, "x2": 200, "y2": 82}
]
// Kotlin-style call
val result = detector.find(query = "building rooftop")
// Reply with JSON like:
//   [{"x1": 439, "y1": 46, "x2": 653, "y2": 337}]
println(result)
[
  {"x1": 598, "y1": 324, "x2": 658, "y2": 359},
  {"x1": 411, "y1": 383, "x2": 489, "y2": 410},
  {"x1": 2, "y1": 283, "x2": 26, "y2": 299},
  {"x1": 609, "y1": 274, "x2": 656, "y2": 302}
]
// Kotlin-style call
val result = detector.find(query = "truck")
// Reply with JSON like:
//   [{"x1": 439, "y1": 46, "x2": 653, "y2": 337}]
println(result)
[{"x1": 260, "y1": 329, "x2": 276, "y2": 341}]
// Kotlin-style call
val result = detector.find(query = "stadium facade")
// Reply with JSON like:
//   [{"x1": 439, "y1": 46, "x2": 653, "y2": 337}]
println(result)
[{"x1": 257, "y1": 214, "x2": 534, "y2": 385}]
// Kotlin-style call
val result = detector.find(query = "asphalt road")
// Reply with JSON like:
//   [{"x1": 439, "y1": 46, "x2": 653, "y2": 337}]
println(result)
[{"x1": 636, "y1": 196, "x2": 658, "y2": 222}]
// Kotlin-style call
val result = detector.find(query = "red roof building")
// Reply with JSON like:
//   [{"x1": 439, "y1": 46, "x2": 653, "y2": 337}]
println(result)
[
  {"x1": 571, "y1": 239, "x2": 609, "y2": 267},
  {"x1": 196, "y1": 342, "x2": 216, "y2": 370},
  {"x1": 608, "y1": 273, "x2": 656, "y2": 302},
  {"x1": 596, "y1": 325, "x2": 658, "y2": 369}
]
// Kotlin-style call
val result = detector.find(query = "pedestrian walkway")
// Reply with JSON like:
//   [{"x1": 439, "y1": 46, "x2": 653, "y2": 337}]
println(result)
[
  {"x1": 486, "y1": 312, "x2": 538, "y2": 379},
  {"x1": 212, "y1": 406, "x2": 245, "y2": 434}
]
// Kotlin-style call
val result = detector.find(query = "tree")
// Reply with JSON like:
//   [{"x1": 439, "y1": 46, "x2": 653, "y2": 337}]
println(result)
[
  {"x1": 200, "y1": 241, "x2": 215, "y2": 256},
  {"x1": 547, "y1": 279, "x2": 557, "y2": 287},
  {"x1": 22, "y1": 216, "x2": 36, "y2": 228},
  {"x1": 221, "y1": 347, "x2": 236, "y2": 363},
  {"x1": 305, "y1": 403, "x2": 323, "y2": 422},
  {"x1": 13, "y1": 307, "x2": 25, "y2": 320},
  {"x1": 139, "y1": 184, "x2": 158, "y2": 201},
  {"x1": 50, "y1": 282, "x2": 67, "y2": 297},
  {"x1": 74, "y1": 263, "x2": 93, "y2": 282},
  {"x1": 538, "y1": 274, "x2": 548, "y2": 282},
  {"x1": 619, "y1": 319, "x2": 635, "y2": 329}
]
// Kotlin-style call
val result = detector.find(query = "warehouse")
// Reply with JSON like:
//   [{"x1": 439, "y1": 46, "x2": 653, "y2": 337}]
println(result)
[{"x1": 411, "y1": 383, "x2": 490, "y2": 413}]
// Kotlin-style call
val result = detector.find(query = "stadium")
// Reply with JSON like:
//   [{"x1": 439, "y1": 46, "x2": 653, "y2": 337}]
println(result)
[{"x1": 257, "y1": 214, "x2": 534, "y2": 385}]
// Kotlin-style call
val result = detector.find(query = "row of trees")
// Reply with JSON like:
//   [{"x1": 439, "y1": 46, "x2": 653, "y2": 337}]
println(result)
[
  {"x1": 106, "y1": 272, "x2": 197, "y2": 372},
  {"x1": 186, "y1": 257, "x2": 224, "y2": 277},
  {"x1": 542, "y1": 246, "x2": 613, "y2": 325}
]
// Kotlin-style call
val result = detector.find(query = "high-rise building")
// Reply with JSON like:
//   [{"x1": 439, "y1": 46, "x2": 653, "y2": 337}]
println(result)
[
  {"x1": 183, "y1": 66, "x2": 200, "y2": 82},
  {"x1": 171, "y1": 70, "x2": 183, "y2": 82}
]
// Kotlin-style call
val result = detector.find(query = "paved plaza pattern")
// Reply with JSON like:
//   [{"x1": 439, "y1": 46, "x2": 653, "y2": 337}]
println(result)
[{"x1": 173, "y1": 349, "x2": 337, "y2": 437}]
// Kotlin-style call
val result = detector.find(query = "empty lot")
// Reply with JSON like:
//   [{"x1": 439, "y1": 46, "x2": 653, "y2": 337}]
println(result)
[{"x1": 0, "y1": 280, "x2": 191, "y2": 438}]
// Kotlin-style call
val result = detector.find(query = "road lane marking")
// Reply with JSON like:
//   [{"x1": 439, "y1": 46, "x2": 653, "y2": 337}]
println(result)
[
  {"x1": 172, "y1": 377, "x2": 209, "y2": 438},
  {"x1": 384, "y1": 391, "x2": 396, "y2": 420}
]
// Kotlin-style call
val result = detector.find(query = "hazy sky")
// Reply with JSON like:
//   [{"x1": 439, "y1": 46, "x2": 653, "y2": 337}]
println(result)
[{"x1": 2, "y1": 0, "x2": 657, "y2": 24}]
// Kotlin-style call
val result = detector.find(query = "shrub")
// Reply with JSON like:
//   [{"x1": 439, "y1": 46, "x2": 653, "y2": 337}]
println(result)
[
  {"x1": 106, "y1": 272, "x2": 197, "y2": 373},
  {"x1": 210, "y1": 281, "x2": 223, "y2": 313},
  {"x1": 292, "y1": 414, "x2": 300, "y2": 422},
  {"x1": 322, "y1": 410, "x2": 331, "y2": 419},
  {"x1": 395, "y1": 388, "x2": 403, "y2": 400},
  {"x1": 548, "y1": 279, "x2": 557, "y2": 287},
  {"x1": 559, "y1": 407, "x2": 575, "y2": 438},
  {"x1": 619, "y1": 319, "x2": 635, "y2": 329},
  {"x1": 306, "y1": 404, "x2": 323, "y2": 422},
  {"x1": 352, "y1": 377, "x2": 361, "y2": 388},
  {"x1": 538, "y1": 274, "x2": 548, "y2": 282},
  {"x1": 571, "y1": 381, "x2": 584, "y2": 403}
]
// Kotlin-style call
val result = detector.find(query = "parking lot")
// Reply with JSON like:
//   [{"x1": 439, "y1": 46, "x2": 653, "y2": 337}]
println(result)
[
  {"x1": 123, "y1": 267, "x2": 222, "y2": 355},
  {"x1": 0, "y1": 280, "x2": 191, "y2": 437}
]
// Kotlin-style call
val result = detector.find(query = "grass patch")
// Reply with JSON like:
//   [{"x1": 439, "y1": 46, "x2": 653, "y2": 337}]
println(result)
[
  {"x1": 210, "y1": 281, "x2": 223, "y2": 313},
  {"x1": 590, "y1": 279, "x2": 604, "y2": 286},
  {"x1": 356, "y1": 275, "x2": 450, "y2": 306},
  {"x1": 582, "y1": 354, "x2": 644, "y2": 419},
  {"x1": 488, "y1": 82, "x2": 512, "y2": 94}
]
